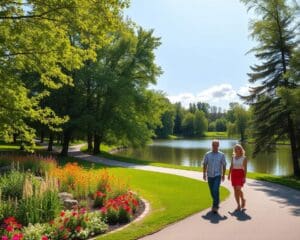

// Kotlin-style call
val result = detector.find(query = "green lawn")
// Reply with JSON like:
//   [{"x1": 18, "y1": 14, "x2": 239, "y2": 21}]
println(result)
[
  {"x1": 61, "y1": 157, "x2": 228, "y2": 240},
  {"x1": 204, "y1": 132, "x2": 228, "y2": 138},
  {"x1": 0, "y1": 141, "x2": 44, "y2": 151}
]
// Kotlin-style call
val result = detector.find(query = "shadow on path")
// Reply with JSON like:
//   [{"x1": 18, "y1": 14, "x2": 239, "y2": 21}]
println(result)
[
  {"x1": 228, "y1": 209, "x2": 251, "y2": 221},
  {"x1": 248, "y1": 181, "x2": 300, "y2": 216},
  {"x1": 201, "y1": 211, "x2": 228, "y2": 224}
]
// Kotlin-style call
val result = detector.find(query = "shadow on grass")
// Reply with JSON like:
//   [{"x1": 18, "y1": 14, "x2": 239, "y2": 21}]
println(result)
[
  {"x1": 201, "y1": 211, "x2": 228, "y2": 224},
  {"x1": 248, "y1": 180, "x2": 300, "y2": 216}
]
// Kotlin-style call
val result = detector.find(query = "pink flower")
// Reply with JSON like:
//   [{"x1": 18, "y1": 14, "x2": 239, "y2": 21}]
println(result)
[
  {"x1": 12, "y1": 233, "x2": 23, "y2": 240},
  {"x1": 100, "y1": 207, "x2": 107, "y2": 213},
  {"x1": 2, "y1": 236, "x2": 9, "y2": 240}
]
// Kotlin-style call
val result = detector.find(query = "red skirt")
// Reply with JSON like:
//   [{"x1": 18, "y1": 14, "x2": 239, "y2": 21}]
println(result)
[{"x1": 231, "y1": 169, "x2": 245, "y2": 187}]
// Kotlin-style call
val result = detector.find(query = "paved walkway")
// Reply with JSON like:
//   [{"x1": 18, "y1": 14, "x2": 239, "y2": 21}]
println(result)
[{"x1": 68, "y1": 145, "x2": 300, "y2": 240}]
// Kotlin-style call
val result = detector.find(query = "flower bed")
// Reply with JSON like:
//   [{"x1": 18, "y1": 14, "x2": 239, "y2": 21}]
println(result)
[{"x1": 0, "y1": 155, "x2": 144, "y2": 240}]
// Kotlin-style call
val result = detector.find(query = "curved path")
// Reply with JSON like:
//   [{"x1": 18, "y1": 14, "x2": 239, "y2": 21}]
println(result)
[{"x1": 68, "y1": 145, "x2": 300, "y2": 240}]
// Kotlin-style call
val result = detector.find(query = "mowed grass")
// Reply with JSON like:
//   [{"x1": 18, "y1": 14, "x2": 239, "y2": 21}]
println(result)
[
  {"x1": 204, "y1": 132, "x2": 228, "y2": 138},
  {"x1": 59, "y1": 156, "x2": 229, "y2": 240},
  {"x1": 0, "y1": 141, "x2": 44, "y2": 151}
]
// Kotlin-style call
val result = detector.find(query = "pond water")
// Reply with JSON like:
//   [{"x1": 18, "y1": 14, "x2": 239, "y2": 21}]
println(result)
[{"x1": 115, "y1": 139, "x2": 293, "y2": 176}]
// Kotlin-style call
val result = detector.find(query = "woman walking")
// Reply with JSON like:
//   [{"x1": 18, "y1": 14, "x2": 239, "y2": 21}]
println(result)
[{"x1": 228, "y1": 144, "x2": 247, "y2": 211}]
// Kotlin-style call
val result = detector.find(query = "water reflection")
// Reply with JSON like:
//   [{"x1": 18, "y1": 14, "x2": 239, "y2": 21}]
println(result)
[{"x1": 116, "y1": 139, "x2": 293, "y2": 176}]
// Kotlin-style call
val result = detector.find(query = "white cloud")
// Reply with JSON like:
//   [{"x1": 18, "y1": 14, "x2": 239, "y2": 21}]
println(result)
[{"x1": 167, "y1": 83, "x2": 251, "y2": 109}]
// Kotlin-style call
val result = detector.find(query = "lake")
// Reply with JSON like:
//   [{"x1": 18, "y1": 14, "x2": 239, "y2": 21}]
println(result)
[{"x1": 114, "y1": 139, "x2": 293, "y2": 176}]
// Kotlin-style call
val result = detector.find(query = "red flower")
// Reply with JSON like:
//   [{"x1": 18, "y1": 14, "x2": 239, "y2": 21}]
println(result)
[
  {"x1": 72, "y1": 211, "x2": 77, "y2": 217},
  {"x1": 4, "y1": 217, "x2": 16, "y2": 225},
  {"x1": 75, "y1": 226, "x2": 81, "y2": 232},
  {"x1": 6, "y1": 225, "x2": 14, "y2": 232},
  {"x1": 60, "y1": 211, "x2": 65, "y2": 217},
  {"x1": 96, "y1": 191, "x2": 105, "y2": 197},
  {"x1": 41, "y1": 236, "x2": 48, "y2": 240}
]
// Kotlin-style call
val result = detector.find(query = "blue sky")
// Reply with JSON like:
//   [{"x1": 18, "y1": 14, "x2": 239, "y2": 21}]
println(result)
[{"x1": 125, "y1": 0, "x2": 257, "y2": 109}]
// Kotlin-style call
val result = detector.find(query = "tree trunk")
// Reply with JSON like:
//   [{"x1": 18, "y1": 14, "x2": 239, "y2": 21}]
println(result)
[
  {"x1": 287, "y1": 116, "x2": 300, "y2": 177},
  {"x1": 40, "y1": 130, "x2": 44, "y2": 143},
  {"x1": 87, "y1": 132, "x2": 93, "y2": 152},
  {"x1": 13, "y1": 134, "x2": 18, "y2": 144},
  {"x1": 240, "y1": 130, "x2": 245, "y2": 142},
  {"x1": 61, "y1": 129, "x2": 72, "y2": 157},
  {"x1": 48, "y1": 132, "x2": 54, "y2": 151},
  {"x1": 93, "y1": 134, "x2": 101, "y2": 155}
]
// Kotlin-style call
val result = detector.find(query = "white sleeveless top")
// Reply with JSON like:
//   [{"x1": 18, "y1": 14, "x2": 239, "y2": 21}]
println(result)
[{"x1": 232, "y1": 156, "x2": 245, "y2": 169}]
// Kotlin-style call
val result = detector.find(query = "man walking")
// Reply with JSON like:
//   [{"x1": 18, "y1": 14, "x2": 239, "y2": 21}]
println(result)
[{"x1": 203, "y1": 139, "x2": 226, "y2": 213}]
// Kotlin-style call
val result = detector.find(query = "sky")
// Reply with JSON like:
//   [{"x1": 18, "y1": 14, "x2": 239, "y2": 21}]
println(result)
[{"x1": 125, "y1": 0, "x2": 257, "y2": 110}]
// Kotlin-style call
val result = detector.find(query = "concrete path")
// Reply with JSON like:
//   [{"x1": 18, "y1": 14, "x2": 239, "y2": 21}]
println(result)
[{"x1": 68, "y1": 145, "x2": 300, "y2": 240}]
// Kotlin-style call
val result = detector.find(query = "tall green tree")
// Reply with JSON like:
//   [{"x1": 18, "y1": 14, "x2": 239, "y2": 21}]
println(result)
[
  {"x1": 182, "y1": 112, "x2": 195, "y2": 137},
  {"x1": 0, "y1": 0, "x2": 128, "y2": 146},
  {"x1": 193, "y1": 110, "x2": 208, "y2": 137},
  {"x1": 155, "y1": 98, "x2": 175, "y2": 139},
  {"x1": 215, "y1": 118, "x2": 227, "y2": 132},
  {"x1": 233, "y1": 105, "x2": 249, "y2": 141},
  {"x1": 173, "y1": 103, "x2": 185, "y2": 135},
  {"x1": 241, "y1": 0, "x2": 300, "y2": 176}
]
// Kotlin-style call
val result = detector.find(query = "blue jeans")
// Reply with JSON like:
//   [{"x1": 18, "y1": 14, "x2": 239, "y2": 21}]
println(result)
[{"x1": 208, "y1": 175, "x2": 221, "y2": 209}]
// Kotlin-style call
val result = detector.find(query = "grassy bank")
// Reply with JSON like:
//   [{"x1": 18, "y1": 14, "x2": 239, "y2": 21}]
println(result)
[{"x1": 204, "y1": 131, "x2": 228, "y2": 138}]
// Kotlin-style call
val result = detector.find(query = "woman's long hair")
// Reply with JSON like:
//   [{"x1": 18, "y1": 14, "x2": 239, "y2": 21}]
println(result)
[{"x1": 233, "y1": 144, "x2": 245, "y2": 158}]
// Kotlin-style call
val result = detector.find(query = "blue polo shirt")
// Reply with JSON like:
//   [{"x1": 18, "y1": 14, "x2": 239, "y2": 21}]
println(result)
[{"x1": 203, "y1": 151, "x2": 226, "y2": 177}]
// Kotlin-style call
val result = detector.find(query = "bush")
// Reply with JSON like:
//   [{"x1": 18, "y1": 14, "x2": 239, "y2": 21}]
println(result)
[
  {"x1": 0, "y1": 171, "x2": 27, "y2": 200},
  {"x1": 22, "y1": 223, "x2": 49, "y2": 240},
  {"x1": 100, "y1": 191, "x2": 140, "y2": 225},
  {"x1": 0, "y1": 154, "x2": 57, "y2": 176}
]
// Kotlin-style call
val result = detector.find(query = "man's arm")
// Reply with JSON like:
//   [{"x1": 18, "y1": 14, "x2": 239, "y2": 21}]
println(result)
[
  {"x1": 221, "y1": 154, "x2": 226, "y2": 182},
  {"x1": 222, "y1": 164, "x2": 226, "y2": 182},
  {"x1": 203, "y1": 154, "x2": 208, "y2": 181},
  {"x1": 203, "y1": 164, "x2": 207, "y2": 181}
]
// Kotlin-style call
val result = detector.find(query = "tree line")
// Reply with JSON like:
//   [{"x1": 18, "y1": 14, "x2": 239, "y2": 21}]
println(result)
[{"x1": 154, "y1": 101, "x2": 250, "y2": 141}]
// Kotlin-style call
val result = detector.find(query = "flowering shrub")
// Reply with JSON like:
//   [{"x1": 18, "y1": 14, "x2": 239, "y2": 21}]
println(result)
[
  {"x1": 22, "y1": 223, "x2": 49, "y2": 240},
  {"x1": 0, "y1": 217, "x2": 23, "y2": 240},
  {"x1": 46, "y1": 208, "x2": 108, "y2": 240},
  {"x1": 49, "y1": 163, "x2": 128, "y2": 199},
  {"x1": 101, "y1": 191, "x2": 140, "y2": 224}
]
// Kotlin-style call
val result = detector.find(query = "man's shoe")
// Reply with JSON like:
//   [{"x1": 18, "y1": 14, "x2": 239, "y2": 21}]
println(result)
[{"x1": 212, "y1": 207, "x2": 218, "y2": 214}]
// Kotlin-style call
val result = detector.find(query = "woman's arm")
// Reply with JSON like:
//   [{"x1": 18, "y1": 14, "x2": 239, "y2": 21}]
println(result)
[
  {"x1": 243, "y1": 158, "x2": 248, "y2": 182},
  {"x1": 228, "y1": 158, "x2": 233, "y2": 180}
]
